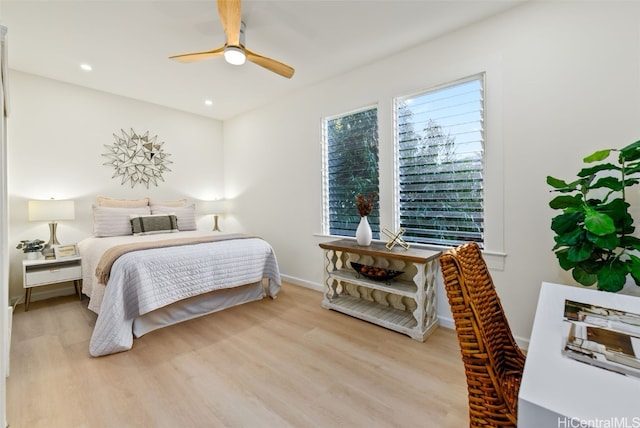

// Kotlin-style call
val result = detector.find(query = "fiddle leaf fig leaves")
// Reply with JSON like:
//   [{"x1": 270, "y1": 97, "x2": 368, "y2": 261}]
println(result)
[
  {"x1": 578, "y1": 163, "x2": 620, "y2": 177},
  {"x1": 555, "y1": 249, "x2": 577, "y2": 271},
  {"x1": 546, "y1": 175, "x2": 570, "y2": 189},
  {"x1": 622, "y1": 236, "x2": 640, "y2": 251},
  {"x1": 591, "y1": 176, "x2": 624, "y2": 191},
  {"x1": 548, "y1": 141, "x2": 640, "y2": 292},
  {"x1": 549, "y1": 194, "x2": 583, "y2": 210},
  {"x1": 567, "y1": 242, "x2": 594, "y2": 262},
  {"x1": 572, "y1": 265, "x2": 597, "y2": 286},
  {"x1": 619, "y1": 140, "x2": 640, "y2": 162},
  {"x1": 551, "y1": 212, "x2": 583, "y2": 235},
  {"x1": 624, "y1": 163, "x2": 640, "y2": 175},
  {"x1": 583, "y1": 207, "x2": 615, "y2": 235},
  {"x1": 554, "y1": 227, "x2": 583, "y2": 247},
  {"x1": 583, "y1": 149, "x2": 613, "y2": 163},
  {"x1": 596, "y1": 261, "x2": 627, "y2": 292},
  {"x1": 628, "y1": 254, "x2": 640, "y2": 286},
  {"x1": 546, "y1": 176, "x2": 581, "y2": 192},
  {"x1": 586, "y1": 231, "x2": 619, "y2": 250}
]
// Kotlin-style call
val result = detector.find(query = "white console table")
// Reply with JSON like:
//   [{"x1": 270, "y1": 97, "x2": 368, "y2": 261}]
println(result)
[{"x1": 319, "y1": 239, "x2": 441, "y2": 341}]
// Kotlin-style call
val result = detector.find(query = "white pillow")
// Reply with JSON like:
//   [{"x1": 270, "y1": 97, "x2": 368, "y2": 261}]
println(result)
[
  {"x1": 149, "y1": 199, "x2": 187, "y2": 207},
  {"x1": 96, "y1": 196, "x2": 149, "y2": 208},
  {"x1": 93, "y1": 205, "x2": 151, "y2": 237},
  {"x1": 150, "y1": 204, "x2": 197, "y2": 231}
]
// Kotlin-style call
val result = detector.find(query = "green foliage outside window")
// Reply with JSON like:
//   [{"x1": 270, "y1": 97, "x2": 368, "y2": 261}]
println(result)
[
  {"x1": 324, "y1": 75, "x2": 485, "y2": 248},
  {"x1": 325, "y1": 107, "x2": 379, "y2": 237},
  {"x1": 397, "y1": 76, "x2": 484, "y2": 247}
]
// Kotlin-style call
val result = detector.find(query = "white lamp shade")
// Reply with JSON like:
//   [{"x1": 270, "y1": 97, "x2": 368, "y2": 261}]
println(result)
[
  {"x1": 198, "y1": 200, "x2": 226, "y2": 215},
  {"x1": 28, "y1": 199, "x2": 75, "y2": 222}
]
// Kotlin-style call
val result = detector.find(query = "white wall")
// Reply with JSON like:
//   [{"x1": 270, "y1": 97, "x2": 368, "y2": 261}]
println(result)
[
  {"x1": 223, "y1": 1, "x2": 640, "y2": 344},
  {"x1": 7, "y1": 71, "x2": 224, "y2": 300}
]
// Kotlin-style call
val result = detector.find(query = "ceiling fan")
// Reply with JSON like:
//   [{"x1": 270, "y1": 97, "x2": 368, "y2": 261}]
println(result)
[{"x1": 169, "y1": 0, "x2": 295, "y2": 79}]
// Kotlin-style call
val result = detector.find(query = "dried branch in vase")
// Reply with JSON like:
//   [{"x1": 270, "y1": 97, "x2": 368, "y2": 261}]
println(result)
[{"x1": 356, "y1": 192, "x2": 377, "y2": 217}]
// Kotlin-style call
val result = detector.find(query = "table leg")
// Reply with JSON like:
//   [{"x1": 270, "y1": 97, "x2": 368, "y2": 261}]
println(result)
[
  {"x1": 25, "y1": 288, "x2": 31, "y2": 312},
  {"x1": 74, "y1": 279, "x2": 82, "y2": 300}
]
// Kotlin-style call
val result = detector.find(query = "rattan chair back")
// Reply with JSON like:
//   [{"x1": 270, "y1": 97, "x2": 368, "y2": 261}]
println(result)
[{"x1": 440, "y1": 242, "x2": 525, "y2": 427}]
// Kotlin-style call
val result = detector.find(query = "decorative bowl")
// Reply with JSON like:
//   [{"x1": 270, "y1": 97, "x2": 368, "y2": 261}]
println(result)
[{"x1": 350, "y1": 262, "x2": 404, "y2": 282}]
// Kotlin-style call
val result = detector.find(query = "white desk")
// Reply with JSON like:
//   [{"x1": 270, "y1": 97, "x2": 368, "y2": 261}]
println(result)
[{"x1": 519, "y1": 282, "x2": 640, "y2": 427}]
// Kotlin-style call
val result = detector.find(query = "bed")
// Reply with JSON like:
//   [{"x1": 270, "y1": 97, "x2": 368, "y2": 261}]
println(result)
[{"x1": 77, "y1": 197, "x2": 281, "y2": 357}]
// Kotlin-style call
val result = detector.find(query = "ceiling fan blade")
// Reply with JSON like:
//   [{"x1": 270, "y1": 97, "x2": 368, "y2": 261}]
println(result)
[
  {"x1": 245, "y1": 48, "x2": 295, "y2": 79},
  {"x1": 169, "y1": 46, "x2": 225, "y2": 63},
  {"x1": 170, "y1": 0, "x2": 295, "y2": 78},
  {"x1": 218, "y1": 0, "x2": 242, "y2": 46}
]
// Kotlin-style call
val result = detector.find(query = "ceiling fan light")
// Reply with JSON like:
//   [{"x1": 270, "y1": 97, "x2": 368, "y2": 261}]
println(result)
[{"x1": 224, "y1": 46, "x2": 246, "y2": 65}]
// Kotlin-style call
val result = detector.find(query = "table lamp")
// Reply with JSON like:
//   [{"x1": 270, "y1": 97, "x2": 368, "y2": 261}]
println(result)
[
  {"x1": 28, "y1": 198, "x2": 75, "y2": 258},
  {"x1": 199, "y1": 200, "x2": 225, "y2": 231}
]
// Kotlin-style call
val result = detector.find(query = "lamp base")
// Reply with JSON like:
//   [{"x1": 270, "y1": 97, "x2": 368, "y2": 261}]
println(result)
[
  {"x1": 213, "y1": 215, "x2": 221, "y2": 232},
  {"x1": 43, "y1": 221, "x2": 60, "y2": 259},
  {"x1": 42, "y1": 247, "x2": 56, "y2": 260}
]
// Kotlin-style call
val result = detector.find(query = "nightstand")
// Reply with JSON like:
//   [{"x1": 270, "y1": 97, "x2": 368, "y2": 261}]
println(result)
[{"x1": 22, "y1": 256, "x2": 83, "y2": 311}]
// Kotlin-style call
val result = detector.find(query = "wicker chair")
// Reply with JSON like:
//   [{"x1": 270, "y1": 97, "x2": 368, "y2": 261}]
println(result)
[{"x1": 440, "y1": 242, "x2": 526, "y2": 427}]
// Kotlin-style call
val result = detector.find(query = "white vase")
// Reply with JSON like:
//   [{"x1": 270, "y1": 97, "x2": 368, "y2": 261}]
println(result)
[
  {"x1": 356, "y1": 216, "x2": 372, "y2": 246},
  {"x1": 25, "y1": 252, "x2": 39, "y2": 260}
]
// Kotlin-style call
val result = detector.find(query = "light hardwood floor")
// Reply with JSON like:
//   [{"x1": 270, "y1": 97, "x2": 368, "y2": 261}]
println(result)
[{"x1": 7, "y1": 282, "x2": 469, "y2": 428}]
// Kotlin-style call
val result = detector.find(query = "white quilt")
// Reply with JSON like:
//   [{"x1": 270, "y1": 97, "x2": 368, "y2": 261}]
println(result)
[{"x1": 78, "y1": 232, "x2": 281, "y2": 357}]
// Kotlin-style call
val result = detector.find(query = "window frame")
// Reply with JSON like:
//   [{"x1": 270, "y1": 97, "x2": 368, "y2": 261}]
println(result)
[
  {"x1": 322, "y1": 104, "x2": 380, "y2": 238},
  {"x1": 393, "y1": 73, "x2": 486, "y2": 248},
  {"x1": 320, "y1": 65, "x2": 505, "y2": 270}
]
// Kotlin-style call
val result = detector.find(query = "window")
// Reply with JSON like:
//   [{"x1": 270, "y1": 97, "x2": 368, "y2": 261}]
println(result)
[
  {"x1": 395, "y1": 75, "x2": 484, "y2": 247},
  {"x1": 322, "y1": 75, "x2": 486, "y2": 250},
  {"x1": 323, "y1": 107, "x2": 379, "y2": 238}
]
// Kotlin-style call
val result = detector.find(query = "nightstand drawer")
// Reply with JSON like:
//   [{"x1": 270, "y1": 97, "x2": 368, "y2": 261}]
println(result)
[
  {"x1": 24, "y1": 264, "x2": 82, "y2": 287},
  {"x1": 22, "y1": 255, "x2": 84, "y2": 311}
]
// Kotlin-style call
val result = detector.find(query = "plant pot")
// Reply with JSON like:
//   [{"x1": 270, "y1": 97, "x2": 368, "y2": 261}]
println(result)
[
  {"x1": 25, "y1": 252, "x2": 39, "y2": 260},
  {"x1": 356, "y1": 216, "x2": 372, "y2": 246}
]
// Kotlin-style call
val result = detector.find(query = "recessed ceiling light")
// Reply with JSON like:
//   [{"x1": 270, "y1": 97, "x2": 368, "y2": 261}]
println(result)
[
  {"x1": 80, "y1": 63, "x2": 92, "y2": 71},
  {"x1": 204, "y1": 99, "x2": 213, "y2": 106}
]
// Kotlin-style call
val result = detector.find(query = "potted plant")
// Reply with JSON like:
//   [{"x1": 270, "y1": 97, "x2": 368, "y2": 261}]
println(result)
[
  {"x1": 16, "y1": 239, "x2": 45, "y2": 259},
  {"x1": 547, "y1": 140, "x2": 640, "y2": 292}
]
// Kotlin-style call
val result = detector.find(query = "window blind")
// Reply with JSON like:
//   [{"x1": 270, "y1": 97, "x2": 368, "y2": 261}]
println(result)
[
  {"x1": 325, "y1": 107, "x2": 380, "y2": 237},
  {"x1": 396, "y1": 75, "x2": 484, "y2": 247}
]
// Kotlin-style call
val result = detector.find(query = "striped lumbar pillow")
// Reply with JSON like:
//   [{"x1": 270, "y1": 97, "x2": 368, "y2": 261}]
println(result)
[{"x1": 130, "y1": 214, "x2": 179, "y2": 236}]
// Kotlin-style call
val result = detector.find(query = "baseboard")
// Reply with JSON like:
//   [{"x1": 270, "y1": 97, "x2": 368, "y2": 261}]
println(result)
[
  {"x1": 514, "y1": 335, "x2": 530, "y2": 351},
  {"x1": 280, "y1": 274, "x2": 323, "y2": 292},
  {"x1": 11, "y1": 284, "x2": 78, "y2": 308},
  {"x1": 437, "y1": 315, "x2": 454, "y2": 330}
]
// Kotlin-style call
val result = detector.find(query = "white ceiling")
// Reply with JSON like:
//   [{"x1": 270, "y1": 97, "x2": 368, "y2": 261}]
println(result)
[{"x1": 0, "y1": 0, "x2": 525, "y2": 121}]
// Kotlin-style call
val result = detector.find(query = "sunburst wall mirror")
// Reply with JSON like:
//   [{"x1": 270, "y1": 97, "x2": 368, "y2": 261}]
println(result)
[{"x1": 103, "y1": 128, "x2": 172, "y2": 189}]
